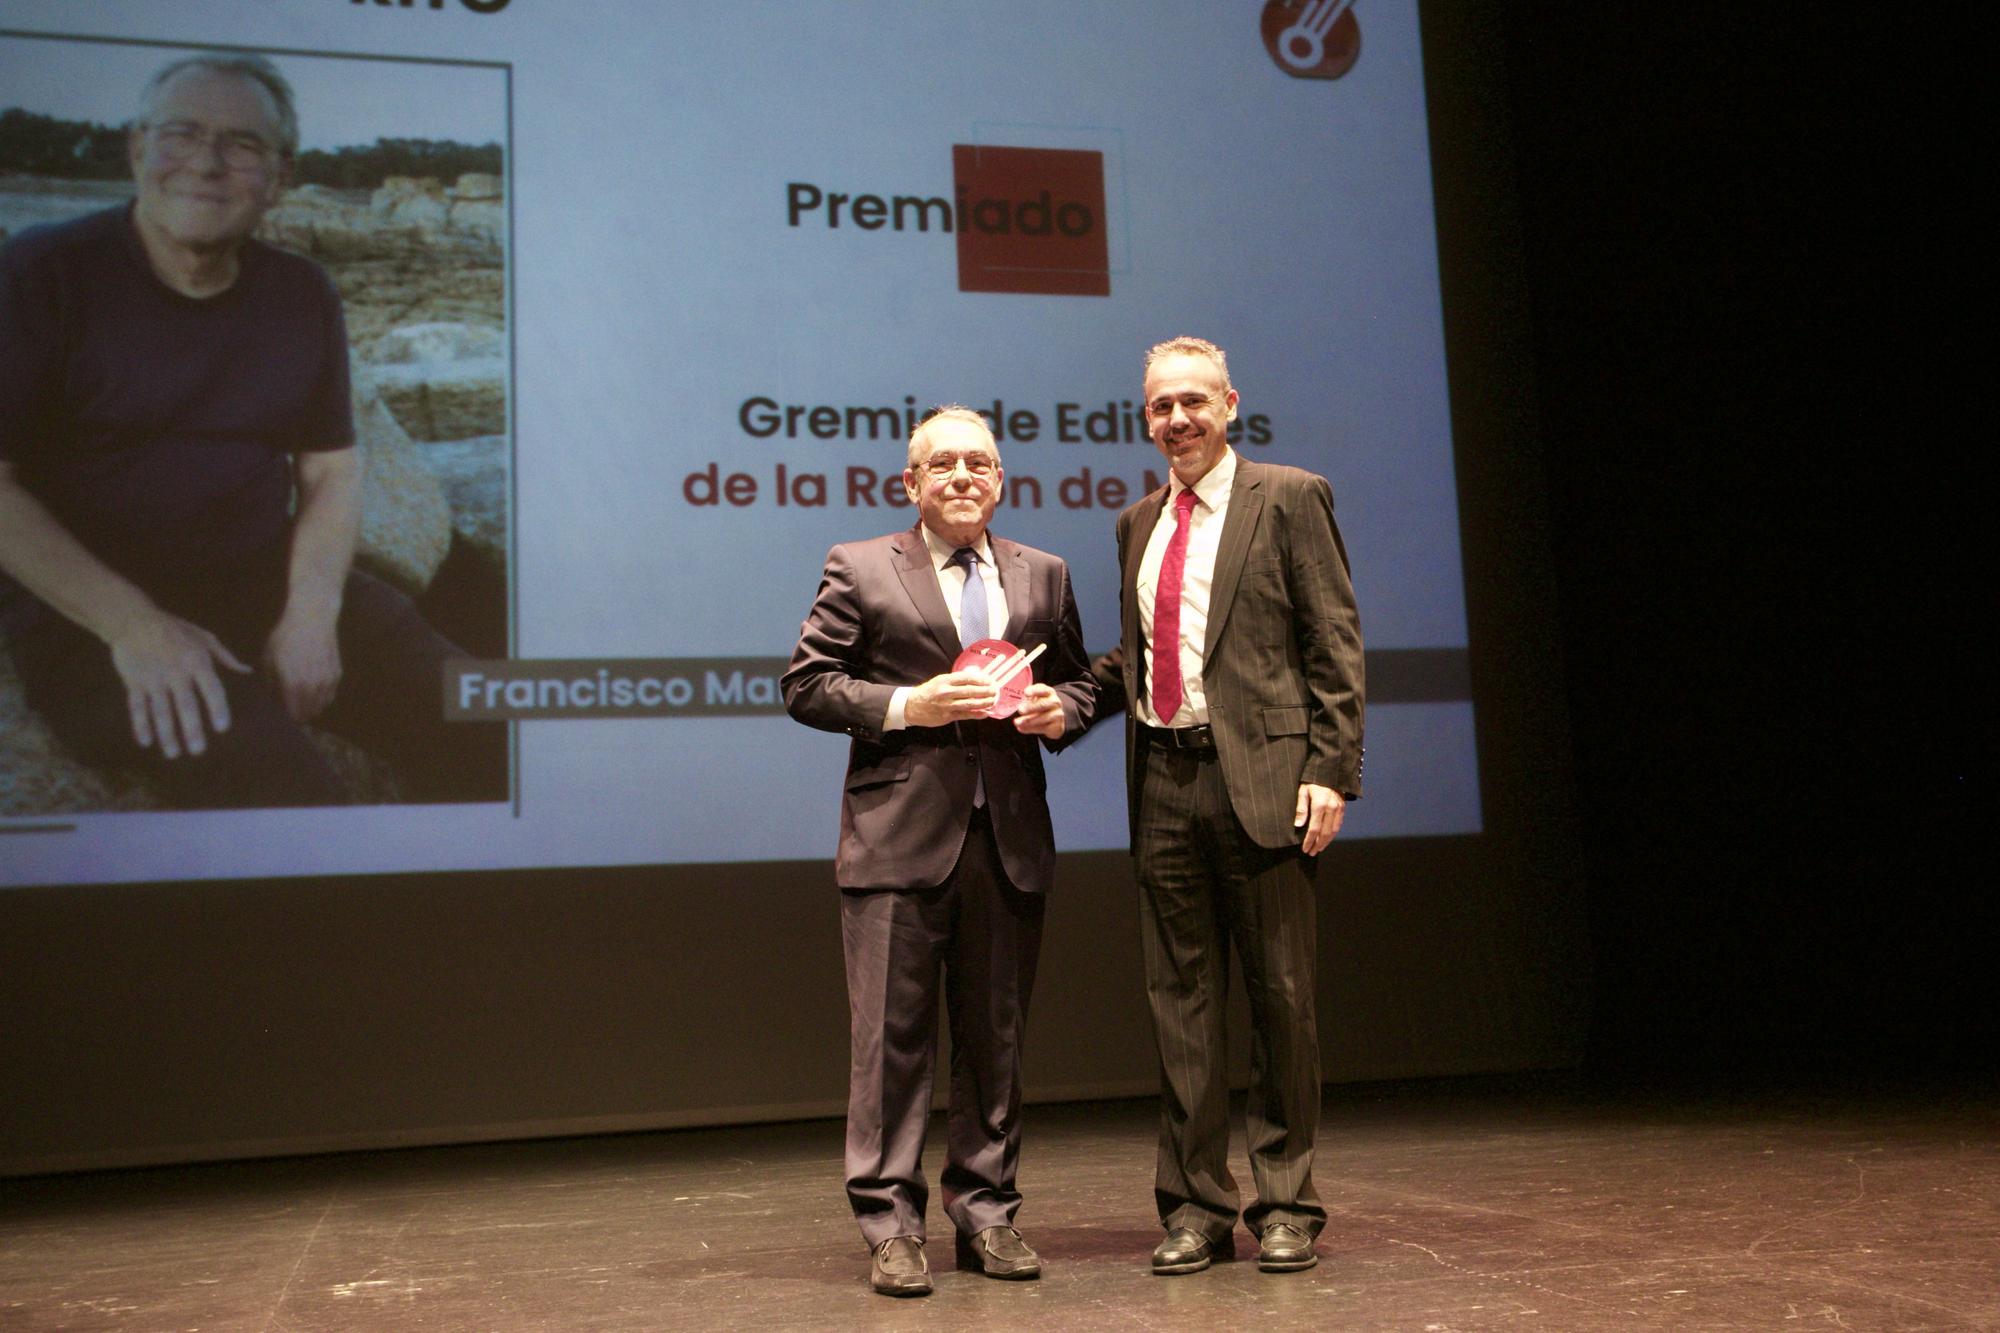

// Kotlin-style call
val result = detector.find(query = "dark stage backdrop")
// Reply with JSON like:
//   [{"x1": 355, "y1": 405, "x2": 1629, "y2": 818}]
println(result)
[{"x1": 0, "y1": 2, "x2": 1582, "y2": 1173}]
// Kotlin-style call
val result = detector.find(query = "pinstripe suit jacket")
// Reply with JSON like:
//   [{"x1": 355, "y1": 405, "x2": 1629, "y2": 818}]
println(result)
[{"x1": 1094, "y1": 455, "x2": 1365, "y2": 850}]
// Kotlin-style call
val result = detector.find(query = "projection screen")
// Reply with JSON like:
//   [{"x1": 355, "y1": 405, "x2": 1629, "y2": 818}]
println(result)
[{"x1": 2, "y1": 0, "x2": 1476, "y2": 888}]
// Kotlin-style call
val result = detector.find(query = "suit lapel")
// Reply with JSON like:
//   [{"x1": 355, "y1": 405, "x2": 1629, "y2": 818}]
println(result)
[
  {"x1": 993, "y1": 535, "x2": 1031, "y2": 641},
  {"x1": 892, "y1": 524, "x2": 962, "y2": 659},
  {"x1": 1203, "y1": 458, "x2": 1265, "y2": 665}
]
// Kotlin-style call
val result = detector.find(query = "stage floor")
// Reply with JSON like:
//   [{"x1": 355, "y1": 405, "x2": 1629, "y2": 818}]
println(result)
[{"x1": 3, "y1": 1073, "x2": 1996, "y2": 1330}]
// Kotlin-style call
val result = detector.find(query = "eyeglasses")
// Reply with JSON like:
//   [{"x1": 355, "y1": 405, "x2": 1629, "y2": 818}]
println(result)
[
  {"x1": 919, "y1": 452, "x2": 999, "y2": 480},
  {"x1": 1144, "y1": 392, "x2": 1226, "y2": 420},
  {"x1": 146, "y1": 121, "x2": 281, "y2": 173}
]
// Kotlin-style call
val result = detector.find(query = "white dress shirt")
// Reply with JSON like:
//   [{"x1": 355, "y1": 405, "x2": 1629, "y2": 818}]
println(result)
[
  {"x1": 1134, "y1": 446, "x2": 1237, "y2": 728},
  {"x1": 884, "y1": 525, "x2": 1009, "y2": 730}
]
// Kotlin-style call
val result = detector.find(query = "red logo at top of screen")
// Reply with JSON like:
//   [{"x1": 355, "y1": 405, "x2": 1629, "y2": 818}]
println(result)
[{"x1": 1261, "y1": 0, "x2": 1361, "y2": 80}]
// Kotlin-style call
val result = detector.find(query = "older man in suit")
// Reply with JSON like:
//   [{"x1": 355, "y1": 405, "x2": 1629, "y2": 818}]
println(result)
[
  {"x1": 783, "y1": 406, "x2": 1094, "y2": 1297},
  {"x1": 1091, "y1": 336, "x2": 1365, "y2": 1275}
]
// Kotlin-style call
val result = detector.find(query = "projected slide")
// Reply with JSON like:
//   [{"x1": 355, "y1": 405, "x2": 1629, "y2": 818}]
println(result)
[{"x1": 1, "y1": 1, "x2": 1477, "y2": 888}]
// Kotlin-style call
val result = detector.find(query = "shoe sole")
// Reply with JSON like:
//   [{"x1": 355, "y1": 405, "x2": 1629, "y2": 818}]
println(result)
[
  {"x1": 1258, "y1": 1254, "x2": 1319, "y2": 1272},
  {"x1": 1152, "y1": 1256, "x2": 1213, "y2": 1275},
  {"x1": 871, "y1": 1279, "x2": 932, "y2": 1297}
]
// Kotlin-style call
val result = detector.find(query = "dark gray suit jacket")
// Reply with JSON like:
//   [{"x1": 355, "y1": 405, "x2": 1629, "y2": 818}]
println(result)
[
  {"x1": 783, "y1": 524, "x2": 1095, "y2": 892},
  {"x1": 1094, "y1": 456, "x2": 1364, "y2": 850}
]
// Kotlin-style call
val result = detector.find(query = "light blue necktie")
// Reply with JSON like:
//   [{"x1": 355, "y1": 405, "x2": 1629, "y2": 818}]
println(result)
[
  {"x1": 950, "y1": 545, "x2": 988, "y2": 807},
  {"x1": 952, "y1": 546, "x2": 989, "y2": 647}
]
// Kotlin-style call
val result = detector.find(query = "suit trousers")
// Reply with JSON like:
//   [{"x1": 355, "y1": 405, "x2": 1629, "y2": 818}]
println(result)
[
  {"x1": 839, "y1": 806, "x2": 1045, "y2": 1249},
  {"x1": 1134, "y1": 735, "x2": 1325, "y2": 1240}
]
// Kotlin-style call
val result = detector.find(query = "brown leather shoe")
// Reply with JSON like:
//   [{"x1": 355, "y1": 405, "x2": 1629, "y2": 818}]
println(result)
[
  {"x1": 955, "y1": 1225, "x2": 1042, "y2": 1279},
  {"x1": 870, "y1": 1235, "x2": 931, "y2": 1296},
  {"x1": 1256, "y1": 1222, "x2": 1318, "y2": 1272},
  {"x1": 1151, "y1": 1227, "x2": 1234, "y2": 1275}
]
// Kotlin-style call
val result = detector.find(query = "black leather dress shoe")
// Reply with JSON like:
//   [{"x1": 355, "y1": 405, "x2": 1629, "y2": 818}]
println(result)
[
  {"x1": 955, "y1": 1225, "x2": 1042, "y2": 1279},
  {"x1": 1256, "y1": 1222, "x2": 1318, "y2": 1272},
  {"x1": 870, "y1": 1236, "x2": 931, "y2": 1296},
  {"x1": 1151, "y1": 1227, "x2": 1234, "y2": 1275}
]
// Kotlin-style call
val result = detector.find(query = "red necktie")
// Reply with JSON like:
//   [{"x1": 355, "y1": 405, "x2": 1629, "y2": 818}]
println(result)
[{"x1": 1150, "y1": 487, "x2": 1199, "y2": 725}]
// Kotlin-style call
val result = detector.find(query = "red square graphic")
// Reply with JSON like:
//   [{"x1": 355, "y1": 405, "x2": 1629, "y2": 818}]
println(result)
[{"x1": 952, "y1": 145, "x2": 1110, "y2": 297}]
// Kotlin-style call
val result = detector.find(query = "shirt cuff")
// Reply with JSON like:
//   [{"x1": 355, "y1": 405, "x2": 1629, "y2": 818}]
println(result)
[{"x1": 885, "y1": 686, "x2": 911, "y2": 731}]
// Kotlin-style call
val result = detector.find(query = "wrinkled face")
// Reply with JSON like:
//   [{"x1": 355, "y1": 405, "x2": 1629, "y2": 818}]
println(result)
[
  {"x1": 904, "y1": 416, "x2": 1003, "y2": 546},
  {"x1": 129, "y1": 67, "x2": 290, "y2": 252},
  {"x1": 1143, "y1": 352, "x2": 1239, "y2": 486}
]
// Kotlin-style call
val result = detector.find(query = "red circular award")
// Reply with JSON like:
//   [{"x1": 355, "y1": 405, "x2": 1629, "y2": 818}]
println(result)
[{"x1": 952, "y1": 637, "x2": 1034, "y2": 718}]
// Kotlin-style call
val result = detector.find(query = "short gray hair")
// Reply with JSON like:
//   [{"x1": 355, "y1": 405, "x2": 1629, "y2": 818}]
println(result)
[
  {"x1": 137, "y1": 52, "x2": 299, "y2": 156},
  {"x1": 907, "y1": 405, "x2": 997, "y2": 469},
  {"x1": 1144, "y1": 335, "x2": 1233, "y2": 393}
]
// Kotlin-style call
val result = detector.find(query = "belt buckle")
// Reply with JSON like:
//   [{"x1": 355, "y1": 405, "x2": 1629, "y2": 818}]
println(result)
[{"x1": 1153, "y1": 722, "x2": 1211, "y2": 750}]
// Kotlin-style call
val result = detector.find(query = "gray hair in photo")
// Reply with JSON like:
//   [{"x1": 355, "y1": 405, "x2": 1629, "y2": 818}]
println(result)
[{"x1": 136, "y1": 51, "x2": 300, "y2": 156}]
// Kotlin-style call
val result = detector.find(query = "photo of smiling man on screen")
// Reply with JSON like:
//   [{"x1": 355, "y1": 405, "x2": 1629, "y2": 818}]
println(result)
[{"x1": 0, "y1": 51, "x2": 505, "y2": 811}]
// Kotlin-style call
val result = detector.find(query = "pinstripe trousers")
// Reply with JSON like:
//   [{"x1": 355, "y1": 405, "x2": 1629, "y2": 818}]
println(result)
[{"x1": 1134, "y1": 735, "x2": 1325, "y2": 1240}]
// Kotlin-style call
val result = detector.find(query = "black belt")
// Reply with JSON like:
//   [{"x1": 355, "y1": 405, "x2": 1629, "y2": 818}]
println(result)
[{"x1": 1141, "y1": 722, "x2": 1216, "y2": 752}]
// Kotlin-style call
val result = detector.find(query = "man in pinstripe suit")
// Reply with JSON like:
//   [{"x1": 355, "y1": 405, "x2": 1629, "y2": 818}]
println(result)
[{"x1": 1090, "y1": 336, "x2": 1365, "y2": 1275}]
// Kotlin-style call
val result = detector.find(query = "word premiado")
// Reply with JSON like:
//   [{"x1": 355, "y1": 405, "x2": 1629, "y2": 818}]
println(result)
[
  {"x1": 739, "y1": 395, "x2": 1274, "y2": 447},
  {"x1": 787, "y1": 182, "x2": 1096, "y2": 236}
]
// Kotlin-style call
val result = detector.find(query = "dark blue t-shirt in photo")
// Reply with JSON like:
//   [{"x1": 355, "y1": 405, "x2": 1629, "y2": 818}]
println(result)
[{"x1": 0, "y1": 204, "x2": 354, "y2": 636}]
